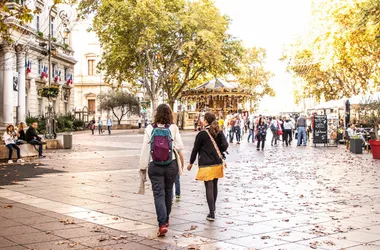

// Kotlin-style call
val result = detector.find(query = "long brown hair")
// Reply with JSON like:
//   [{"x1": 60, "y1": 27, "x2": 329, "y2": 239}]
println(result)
[
  {"x1": 204, "y1": 112, "x2": 219, "y2": 138},
  {"x1": 6, "y1": 124, "x2": 14, "y2": 134},
  {"x1": 18, "y1": 122, "x2": 25, "y2": 132},
  {"x1": 154, "y1": 104, "x2": 173, "y2": 125}
]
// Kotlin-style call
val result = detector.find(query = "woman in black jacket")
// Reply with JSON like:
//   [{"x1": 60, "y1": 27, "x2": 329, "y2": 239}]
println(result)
[
  {"x1": 187, "y1": 112, "x2": 228, "y2": 221},
  {"x1": 256, "y1": 117, "x2": 268, "y2": 151}
]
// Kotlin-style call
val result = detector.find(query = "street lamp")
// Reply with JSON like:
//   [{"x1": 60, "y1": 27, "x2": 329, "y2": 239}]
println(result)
[{"x1": 45, "y1": 6, "x2": 70, "y2": 139}]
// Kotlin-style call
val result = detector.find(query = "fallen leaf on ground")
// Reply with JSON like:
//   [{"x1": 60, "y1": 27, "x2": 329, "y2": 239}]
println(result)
[
  {"x1": 261, "y1": 236, "x2": 270, "y2": 240},
  {"x1": 187, "y1": 244, "x2": 200, "y2": 250},
  {"x1": 4, "y1": 205, "x2": 13, "y2": 208}
]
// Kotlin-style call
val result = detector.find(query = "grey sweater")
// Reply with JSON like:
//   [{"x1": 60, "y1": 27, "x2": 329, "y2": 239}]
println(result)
[{"x1": 297, "y1": 116, "x2": 307, "y2": 127}]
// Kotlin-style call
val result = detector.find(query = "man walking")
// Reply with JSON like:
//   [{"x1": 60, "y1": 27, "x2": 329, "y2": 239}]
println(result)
[
  {"x1": 106, "y1": 116, "x2": 112, "y2": 135},
  {"x1": 228, "y1": 116, "x2": 236, "y2": 143},
  {"x1": 297, "y1": 114, "x2": 307, "y2": 146},
  {"x1": 235, "y1": 115, "x2": 242, "y2": 144},
  {"x1": 270, "y1": 116, "x2": 279, "y2": 146},
  {"x1": 247, "y1": 116, "x2": 255, "y2": 143}
]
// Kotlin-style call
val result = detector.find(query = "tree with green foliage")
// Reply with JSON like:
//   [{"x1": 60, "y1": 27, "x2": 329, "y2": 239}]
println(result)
[
  {"x1": 98, "y1": 91, "x2": 140, "y2": 125},
  {"x1": 283, "y1": 0, "x2": 380, "y2": 104},
  {"x1": 237, "y1": 47, "x2": 275, "y2": 110},
  {"x1": 87, "y1": 0, "x2": 244, "y2": 111}
]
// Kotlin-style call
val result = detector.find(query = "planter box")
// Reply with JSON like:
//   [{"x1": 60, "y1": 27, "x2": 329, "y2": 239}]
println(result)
[{"x1": 350, "y1": 138, "x2": 363, "y2": 154}]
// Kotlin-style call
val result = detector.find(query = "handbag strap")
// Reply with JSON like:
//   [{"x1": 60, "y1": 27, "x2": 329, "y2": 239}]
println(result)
[{"x1": 205, "y1": 130, "x2": 223, "y2": 160}]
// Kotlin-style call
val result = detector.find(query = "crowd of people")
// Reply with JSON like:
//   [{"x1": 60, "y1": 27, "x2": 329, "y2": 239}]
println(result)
[
  {"x1": 2, "y1": 121, "x2": 46, "y2": 163},
  {"x1": 194, "y1": 113, "x2": 312, "y2": 150},
  {"x1": 139, "y1": 106, "x2": 319, "y2": 237}
]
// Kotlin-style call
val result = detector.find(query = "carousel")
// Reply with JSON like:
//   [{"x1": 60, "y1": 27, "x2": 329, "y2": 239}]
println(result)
[
  {"x1": 181, "y1": 78, "x2": 252, "y2": 117},
  {"x1": 180, "y1": 78, "x2": 252, "y2": 129}
]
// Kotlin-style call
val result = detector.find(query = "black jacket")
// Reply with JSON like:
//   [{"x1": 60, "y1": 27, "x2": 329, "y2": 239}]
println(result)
[
  {"x1": 190, "y1": 129, "x2": 228, "y2": 166},
  {"x1": 25, "y1": 127, "x2": 40, "y2": 142},
  {"x1": 19, "y1": 130, "x2": 26, "y2": 141}
]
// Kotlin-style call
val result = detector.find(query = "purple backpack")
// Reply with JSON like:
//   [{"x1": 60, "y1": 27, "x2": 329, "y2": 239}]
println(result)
[{"x1": 150, "y1": 124, "x2": 173, "y2": 166}]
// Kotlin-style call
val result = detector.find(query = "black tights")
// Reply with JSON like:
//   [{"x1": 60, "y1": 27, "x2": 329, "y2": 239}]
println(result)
[{"x1": 204, "y1": 179, "x2": 218, "y2": 213}]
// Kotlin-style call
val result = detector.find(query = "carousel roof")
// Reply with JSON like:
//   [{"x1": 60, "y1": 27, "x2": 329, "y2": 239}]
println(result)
[{"x1": 195, "y1": 78, "x2": 238, "y2": 90}]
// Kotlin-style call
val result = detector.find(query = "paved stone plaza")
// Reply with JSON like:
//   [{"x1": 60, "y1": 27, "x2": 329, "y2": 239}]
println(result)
[{"x1": 0, "y1": 130, "x2": 380, "y2": 250}]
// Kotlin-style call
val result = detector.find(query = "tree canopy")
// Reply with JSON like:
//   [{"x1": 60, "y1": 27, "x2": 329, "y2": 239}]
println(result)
[
  {"x1": 283, "y1": 0, "x2": 380, "y2": 104},
  {"x1": 98, "y1": 91, "x2": 140, "y2": 125}
]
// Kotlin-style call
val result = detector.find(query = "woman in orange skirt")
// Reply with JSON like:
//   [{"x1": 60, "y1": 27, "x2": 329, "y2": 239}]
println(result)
[{"x1": 187, "y1": 112, "x2": 228, "y2": 221}]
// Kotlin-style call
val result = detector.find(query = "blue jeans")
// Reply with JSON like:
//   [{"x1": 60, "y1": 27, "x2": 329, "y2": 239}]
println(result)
[
  {"x1": 173, "y1": 174, "x2": 180, "y2": 197},
  {"x1": 297, "y1": 127, "x2": 307, "y2": 146},
  {"x1": 28, "y1": 139, "x2": 43, "y2": 156},
  {"x1": 107, "y1": 125, "x2": 111, "y2": 135},
  {"x1": 148, "y1": 161, "x2": 178, "y2": 226},
  {"x1": 6, "y1": 144, "x2": 21, "y2": 160},
  {"x1": 229, "y1": 127, "x2": 235, "y2": 142},
  {"x1": 247, "y1": 129, "x2": 255, "y2": 142},
  {"x1": 235, "y1": 126, "x2": 241, "y2": 142}
]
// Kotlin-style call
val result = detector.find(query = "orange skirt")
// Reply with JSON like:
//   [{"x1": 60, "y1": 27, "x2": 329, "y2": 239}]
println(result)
[{"x1": 196, "y1": 164, "x2": 224, "y2": 181}]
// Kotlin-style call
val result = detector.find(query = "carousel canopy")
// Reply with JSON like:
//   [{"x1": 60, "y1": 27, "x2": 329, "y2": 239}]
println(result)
[{"x1": 195, "y1": 78, "x2": 238, "y2": 90}]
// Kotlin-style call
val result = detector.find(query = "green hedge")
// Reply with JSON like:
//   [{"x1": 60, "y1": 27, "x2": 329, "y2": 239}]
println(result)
[{"x1": 26, "y1": 114, "x2": 85, "y2": 133}]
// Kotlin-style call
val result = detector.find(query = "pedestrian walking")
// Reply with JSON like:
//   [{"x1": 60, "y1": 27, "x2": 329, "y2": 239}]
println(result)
[
  {"x1": 247, "y1": 116, "x2": 255, "y2": 143},
  {"x1": 270, "y1": 116, "x2": 279, "y2": 146},
  {"x1": 194, "y1": 117, "x2": 198, "y2": 131},
  {"x1": 187, "y1": 112, "x2": 228, "y2": 221},
  {"x1": 297, "y1": 114, "x2": 307, "y2": 146},
  {"x1": 98, "y1": 117, "x2": 103, "y2": 134},
  {"x1": 89, "y1": 118, "x2": 96, "y2": 135},
  {"x1": 138, "y1": 116, "x2": 142, "y2": 129},
  {"x1": 3, "y1": 124, "x2": 24, "y2": 164},
  {"x1": 281, "y1": 117, "x2": 286, "y2": 145},
  {"x1": 228, "y1": 116, "x2": 236, "y2": 143},
  {"x1": 139, "y1": 104, "x2": 184, "y2": 237},
  {"x1": 235, "y1": 115, "x2": 242, "y2": 144},
  {"x1": 283, "y1": 117, "x2": 292, "y2": 146},
  {"x1": 106, "y1": 116, "x2": 112, "y2": 135},
  {"x1": 256, "y1": 117, "x2": 268, "y2": 151}
]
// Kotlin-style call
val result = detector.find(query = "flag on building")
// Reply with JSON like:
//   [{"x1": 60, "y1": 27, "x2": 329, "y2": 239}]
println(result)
[
  {"x1": 41, "y1": 66, "x2": 48, "y2": 78},
  {"x1": 67, "y1": 74, "x2": 72, "y2": 85},
  {"x1": 26, "y1": 60, "x2": 32, "y2": 74}
]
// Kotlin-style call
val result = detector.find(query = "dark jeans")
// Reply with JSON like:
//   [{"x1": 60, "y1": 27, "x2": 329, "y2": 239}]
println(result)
[
  {"x1": 28, "y1": 139, "x2": 43, "y2": 156},
  {"x1": 138, "y1": 123, "x2": 141, "y2": 129},
  {"x1": 229, "y1": 127, "x2": 235, "y2": 142},
  {"x1": 284, "y1": 129, "x2": 292, "y2": 146},
  {"x1": 6, "y1": 144, "x2": 20, "y2": 160},
  {"x1": 271, "y1": 130, "x2": 278, "y2": 145},
  {"x1": 235, "y1": 126, "x2": 241, "y2": 142},
  {"x1": 98, "y1": 125, "x2": 102, "y2": 134},
  {"x1": 257, "y1": 134, "x2": 266, "y2": 149},
  {"x1": 148, "y1": 161, "x2": 178, "y2": 226},
  {"x1": 107, "y1": 126, "x2": 111, "y2": 135},
  {"x1": 247, "y1": 129, "x2": 255, "y2": 142}
]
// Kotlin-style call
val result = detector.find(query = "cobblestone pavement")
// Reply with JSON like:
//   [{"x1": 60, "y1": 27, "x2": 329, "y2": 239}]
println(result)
[{"x1": 0, "y1": 130, "x2": 379, "y2": 250}]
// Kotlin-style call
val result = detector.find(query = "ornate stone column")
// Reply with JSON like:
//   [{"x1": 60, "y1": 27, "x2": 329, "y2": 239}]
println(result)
[
  {"x1": 16, "y1": 45, "x2": 28, "y2": 123},
  {"x1": 2, "y1": 44, "x2": 15, "y2": 125}
]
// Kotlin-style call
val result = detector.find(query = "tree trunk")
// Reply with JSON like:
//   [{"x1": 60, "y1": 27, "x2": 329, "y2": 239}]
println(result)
[
  {"x1": 168, "y1": 99, "x2": 175, "y2": 111},
  {"x1": 151, "y1": 95, "x2": 159, "y2": 116}
]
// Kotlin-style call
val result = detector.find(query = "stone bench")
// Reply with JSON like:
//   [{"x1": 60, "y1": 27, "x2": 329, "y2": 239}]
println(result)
[{"x1": 0, "y1": 143, "x2": 39, "y2": 160}]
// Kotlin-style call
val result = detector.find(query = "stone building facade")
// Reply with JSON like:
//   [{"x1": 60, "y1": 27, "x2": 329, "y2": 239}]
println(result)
[
  {"x1": 72, "y1": 18, "x2": 146, "y2": 123},
  {"x1": 0, "y1": 0, "x2": 76, "y2": 127}
]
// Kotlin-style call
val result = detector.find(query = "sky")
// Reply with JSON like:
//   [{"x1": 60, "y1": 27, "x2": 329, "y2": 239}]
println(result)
[{"x1": 214, "y1": 0, "x2": 313, "y2": 113}]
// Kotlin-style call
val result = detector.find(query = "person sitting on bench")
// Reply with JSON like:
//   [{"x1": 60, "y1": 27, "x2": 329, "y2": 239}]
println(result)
[
  {"x1": 3, "y1": 124, "x2": 25, "y2": 164},
  {"x1": 26, "y1": 122, "x2": 46, "y2": 158}
]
